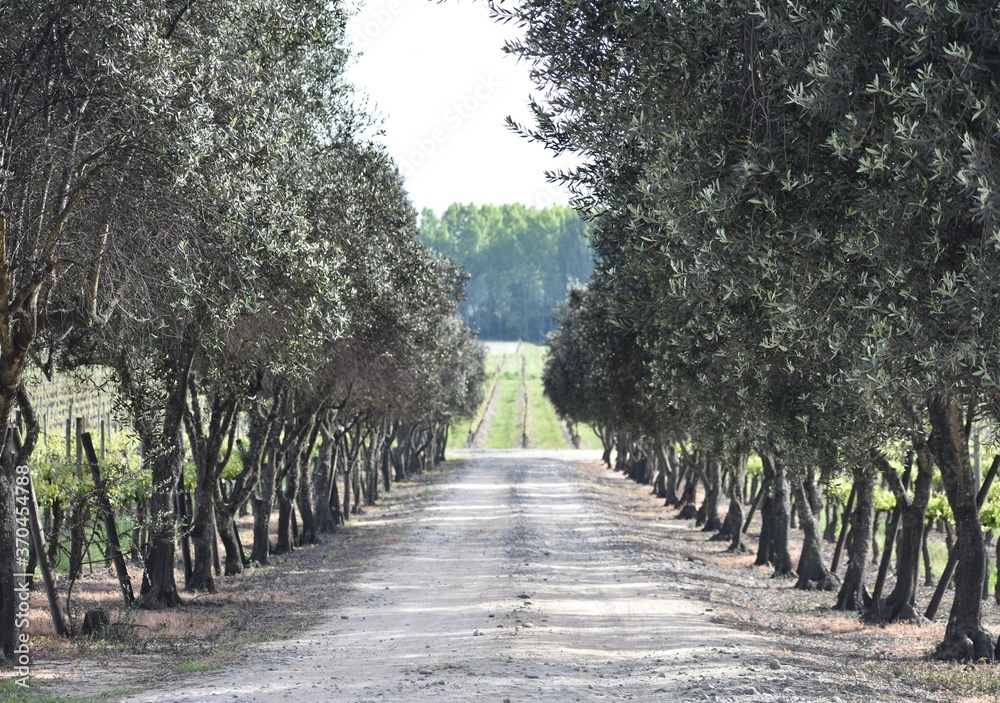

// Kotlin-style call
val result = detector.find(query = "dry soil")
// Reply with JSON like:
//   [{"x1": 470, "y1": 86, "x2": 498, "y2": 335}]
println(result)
[{"x1": 104, "y1": 450, "x2": 958, "y2": 703}]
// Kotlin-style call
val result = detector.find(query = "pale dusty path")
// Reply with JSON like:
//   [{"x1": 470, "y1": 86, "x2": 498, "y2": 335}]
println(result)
[{"x1": 123, "y1": 451, "x2": 848, "y2": 703}]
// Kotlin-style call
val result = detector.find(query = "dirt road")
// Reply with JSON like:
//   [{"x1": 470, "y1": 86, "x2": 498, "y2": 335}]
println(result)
[{"x1": 122, "y1": 451, "x2": 888, "y2": 702}]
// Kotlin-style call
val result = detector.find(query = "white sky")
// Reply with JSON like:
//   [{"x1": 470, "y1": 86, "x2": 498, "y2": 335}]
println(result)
[{"x1": 344, "y1": 0, "x2": 576, "y2": 215}]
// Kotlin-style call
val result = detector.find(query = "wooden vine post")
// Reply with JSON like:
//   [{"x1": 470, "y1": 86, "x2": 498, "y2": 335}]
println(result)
[{"x1": 81, "y1": 432, "x2": 134, "y2": 605}]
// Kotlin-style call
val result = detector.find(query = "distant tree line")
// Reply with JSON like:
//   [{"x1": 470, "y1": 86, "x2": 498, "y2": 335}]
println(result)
[{"x1": 420, "y1": 204, "x2": 592, "y2": 342}]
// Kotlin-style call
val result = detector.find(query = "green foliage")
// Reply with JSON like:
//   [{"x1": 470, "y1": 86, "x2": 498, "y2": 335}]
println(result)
[
  {"x1": 873, "y1": 486, "x2": 897, "y2": 513},
  {"x1": 31, "y1": 428, "x2": 145, "y2": 509},
  {"x1": 477, "y1": 343, "x2": 580, "y2": 450},
  {"x1": 0, "y1": 679, "x2": 93, "y2": 703},
  {"x1": 482, "y1": 369, "x2": 523, "y2": 449},
  {"x1": 220, "y1": 451, "x2": 244, "y2": 482},
  {"x1": 825, "y1": 476, "x2": 852, "y2": 505},
  {"x1": 980, "y1": 482, "x2": 1000, "y2": 530},
  {"x1": 173, "y1": 659, "x2": 222, "y2": 675},
  {"x1": 509, "y1": 0, "x2": 1000, "y2": 455},
  {"x1": 0, "y1": 0, "x2": 486, "y2": 646},
  {"x1": 420, "y1": 204, "x2": 592, "y2": 342},
  {"x1": 510, "y1": 0, "x2": 1000, "y2": 658},
  {"x1": 927, "y1": 492, "x2": 954, "y2": 525}
]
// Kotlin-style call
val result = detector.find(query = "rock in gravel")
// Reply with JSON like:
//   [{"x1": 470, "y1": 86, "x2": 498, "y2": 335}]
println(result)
[
  {"x1": 767, "y1": 659, "x2": 782, "y2": 670},
  {"x1": 473, "y1": 629, "x2": 483, "y2": 636},
  {"x1": 523, "y1": 623, "x2": 535, "y2": 628},
  {"x1": 417, "y1": 668, "x2": 433, "y2": 675}
]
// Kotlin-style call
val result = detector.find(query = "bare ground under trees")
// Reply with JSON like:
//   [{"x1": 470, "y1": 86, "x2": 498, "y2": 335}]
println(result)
[{"x1": 12, "y1": 451, "x2": 1000, "y2": 702}]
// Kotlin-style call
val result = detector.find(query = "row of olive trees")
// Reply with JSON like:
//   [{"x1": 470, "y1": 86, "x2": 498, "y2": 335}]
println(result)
[
  {"x1": 516, "y1": 0, "x2": 1000, "y2": 661},
  {"x1": 0, "y1": 1, "x2": 483, "y2": 656}
]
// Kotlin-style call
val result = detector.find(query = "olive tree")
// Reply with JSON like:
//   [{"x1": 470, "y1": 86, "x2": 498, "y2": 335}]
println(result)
[{"x1": 505, "y1": 0, "x2": 1000, "y2": 659}]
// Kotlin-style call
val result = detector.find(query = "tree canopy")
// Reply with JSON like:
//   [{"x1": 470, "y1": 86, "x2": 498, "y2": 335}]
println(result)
[
  {"x1": 0, "y1": 0, "x2": 483, "y2": 653},
  {"x1": 511, "y1": 0, "x2": 1000, "y2": 660}
]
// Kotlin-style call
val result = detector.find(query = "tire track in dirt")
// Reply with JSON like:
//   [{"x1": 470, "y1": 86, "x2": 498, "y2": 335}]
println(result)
[
  {"x1": 120, "y1": 451, "x2": 934, "y2": 703},
  {"x1": 469, "y1": 355, "x2": 510, "y2": 450}
]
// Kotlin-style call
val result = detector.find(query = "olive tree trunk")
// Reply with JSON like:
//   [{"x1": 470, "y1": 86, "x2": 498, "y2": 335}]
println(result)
[
  {"x1": 867, "y1": 444, "x2": 933, "y2": 624},
  {"x1": 755, "y1": 454, "x2": 795, "y2": 577},
  {"x1": 793, "y1": 474, "x2": 838, "y2": 591},
  {"x1": 135, "y1": 333, "x2": 196, "y2": 609},
  {"x1": 927, "y1": 395, "x2": 993, "y2": 662},
  {"x1": 834, "y1": 469, "x2": 875, "y2": 611}
]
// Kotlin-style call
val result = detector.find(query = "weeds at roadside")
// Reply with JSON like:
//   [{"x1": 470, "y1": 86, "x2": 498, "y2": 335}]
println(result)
[
  {"x1": 173, "y1": 659, "x2": 222, "y2": 675},
  {"x1": 0, "y1": 680, "x2": 88, "y2": 703},
  {"x1": 862, "y1": 659, "x2": 1000, "y2": 700}
]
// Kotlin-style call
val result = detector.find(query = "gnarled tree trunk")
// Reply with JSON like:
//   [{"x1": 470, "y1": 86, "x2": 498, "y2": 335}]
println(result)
[
  {"x1": 867, "y1": 443, "x2": 933, "y2": 624},
  {"x1": 135, "y1": 331, "x2": 196, "y2": 610},
  {"x1": 296, "y1": 419, "x2": 321, "y2": 546},
  {"x1": 834, "y1": 469, "x2": 874, "y2": 611},
  {"x1": 215, "y1": 515, "x2": 244, "y2": 577},
  {"x1": 187, "y1": 481, "x2": 217, "y2": 593},
  {"x1": 793, "y1": 473, "x2": 838, "y2": 591},
  {"x1": 274, "y1": 455, "x2": 297, "y2": 556},
  {"x1": 698, "y1": 458, "x2": 722, "y2": 532},
  {"x1": 676, "y1": 462, "x2": 698, "y2": 521},
  {"x1": 184, "y1": 385, "x2": 239, "y2": 593},
  {"x1": 250, "y1": 448, "x2": 277, "y2": 565},
  {"x1": 927, "y1": 396, "x2": 994, "y2": 662},
  {"x1": 313, "y1": 427, "x2": 342, "y2": 534},
  {"x1": 755, "y1": 454, "x2": 795, "y2": 577},
  {"x1": 720, "y1": 450, "x2": 748, "y2": 551}
]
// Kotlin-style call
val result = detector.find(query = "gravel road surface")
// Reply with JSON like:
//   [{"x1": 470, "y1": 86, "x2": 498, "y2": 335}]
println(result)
[{"x1": 123, "y1": 450, "x2": 867, "y2": 703}]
